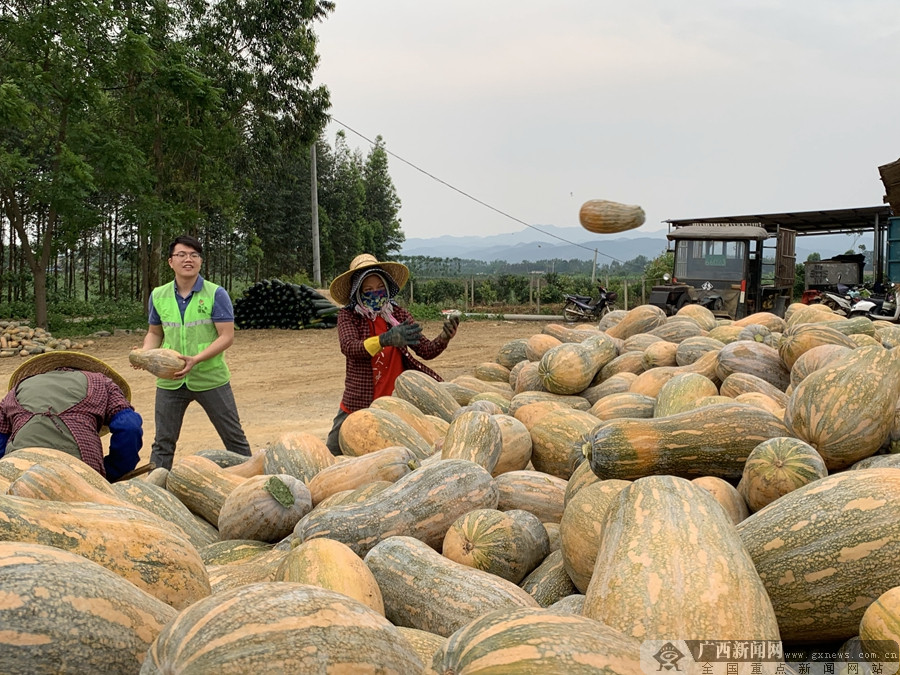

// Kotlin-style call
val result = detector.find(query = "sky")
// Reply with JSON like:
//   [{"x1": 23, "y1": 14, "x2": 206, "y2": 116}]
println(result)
[{"x1": 312, "y1": 1, "x2": 900, "y2": 242}]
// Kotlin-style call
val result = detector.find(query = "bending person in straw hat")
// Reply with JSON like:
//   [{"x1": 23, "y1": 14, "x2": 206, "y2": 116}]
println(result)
[
  {"x1": 0, "y1": 352, "x2": 143, "y2": 481},
  {"x1": 325, "y1": 253, "x2": 460, "y2": 455}
]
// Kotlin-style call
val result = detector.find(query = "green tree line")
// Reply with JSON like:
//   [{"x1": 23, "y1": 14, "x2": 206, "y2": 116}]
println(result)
[
  {"x1": 398, "y1": 250, "x2": 837, "y2": 311},
  {"x1": 398, "y1": 254, "x2": 656, "y2": 278},
  {"x1": 397, "y1": 252, "x2": 677, "y2": 310},
  {"x1": 1, "y1": 0, "x2": 404, "y2": 328}
]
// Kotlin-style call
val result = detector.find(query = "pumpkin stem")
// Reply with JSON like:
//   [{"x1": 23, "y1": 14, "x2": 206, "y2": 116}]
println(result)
[
  {"x1": 265, "y1": 476, "x2": 295, "y2": 507},
  {"x1": 407, "y1": 460, "x2": 419, "y2": 471},
  {"x1": 581, "y1": 436, "x2": 593, "y2": 460}
]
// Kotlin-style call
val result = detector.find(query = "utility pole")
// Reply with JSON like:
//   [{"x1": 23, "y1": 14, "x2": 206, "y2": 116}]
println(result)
[{"x1": 310, "y1": 143, "x2": 321, "y2": 286}]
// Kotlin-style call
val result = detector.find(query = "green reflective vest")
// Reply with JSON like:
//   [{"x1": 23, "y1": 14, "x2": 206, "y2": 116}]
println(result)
[{"x1": 151, "y1": 280, "x2": 231, "y2": 391}]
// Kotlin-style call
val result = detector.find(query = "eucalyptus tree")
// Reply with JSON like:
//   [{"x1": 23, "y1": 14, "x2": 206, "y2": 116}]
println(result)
[
  {"x1": 112, "y1": 0, "x2": 249, "y2": 304},
  {"x1": 0, "y1": 0, "x2": 135, "y2": 327},
  {"x1": 1, "y1": 0, "x2": 396, "y2": 317},
  {"x1": 237, "y1": 127, "x2": 313, "y2": 280},
  {"x1": 193, "y1": 0, "x2": 333, "y2": 143},
  {"x1": 193, "y1": 0, "x2": 334, "y2": 281},
  {"x1": 363, "y1": 135, "x2": 404, "y2": 260},
  {"x1": 0, "y1": 0, "x2": 237, "y2": 321},
  {"x1": 318, "y1": 130, "x2": 367, "y2": 279}
]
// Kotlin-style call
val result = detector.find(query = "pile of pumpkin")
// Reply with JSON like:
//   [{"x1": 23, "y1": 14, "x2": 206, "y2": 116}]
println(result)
[
  {"x1": 2, "y1": 300, "x2": 900, "y2": 674},
  {"x1": 0, "y1": 320, "x2": 90, "y2": 357}
]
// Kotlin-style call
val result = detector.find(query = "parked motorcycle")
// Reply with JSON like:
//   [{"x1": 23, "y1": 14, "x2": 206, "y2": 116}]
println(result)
[
  {"x1": 563, "y1": 284, "x2": 618, "y2": 322},
  {"x1": 851, "y1": 283, "x2": 900, "y2": 323},
  {"x1": 813, "y1": 279, "x2": 879, "y2": 316},
  {"x1": 818, "y1": 286, "x2": 857, "y2": 316}
]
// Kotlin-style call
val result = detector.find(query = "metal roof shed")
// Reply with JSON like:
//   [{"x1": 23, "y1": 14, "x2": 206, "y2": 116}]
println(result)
[
  {"x1": 665, "y1": 205, "x2": 893, "y2": 282},
  {"x1": 666, "y1": 225, "x2": 770, "y2": 241}
]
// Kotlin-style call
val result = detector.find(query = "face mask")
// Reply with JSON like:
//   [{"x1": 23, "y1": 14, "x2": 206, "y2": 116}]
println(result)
[{"x1": 361, "y1": 288, "x2": 388, "y2": 312}]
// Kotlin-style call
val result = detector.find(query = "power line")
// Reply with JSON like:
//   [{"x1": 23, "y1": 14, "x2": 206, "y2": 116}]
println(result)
[{"x1": 330, "y1": 117, "x2": 626, "y2": 264}]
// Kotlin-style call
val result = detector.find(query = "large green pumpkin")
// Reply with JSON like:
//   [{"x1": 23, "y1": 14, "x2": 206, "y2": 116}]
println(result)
[
  {"x1": 364, "y1": 536, "x2": 538, "y2": 638},
  {"x1": 737, "y1": 468, "x2": 900, "y2": 642},
  {"x1": 295, "y1": 459, "x2": 498, "y2": 557},
  {"x1": 0, "y1": 542, "x2": 176, "y2": 675},
  {"x1": 430, "y1": 607, "x2": 642, "y2": 674},
  {"x1": 537, "y1": 342, "x2": 601, "y2": 395},
  {"x1": 784, "y1": 345, "x2": 900, "y2": 470},
  {"x1": 584, "y1": 401, "x2": 789, "y2": 480},
  {"x1": 737, "y1": 437, "x2": 828, "y2": 512},
  {"x1": 582, "y1": 475, "x2": 781, "y2": 640},
  {"x1": 142, "y1": 582, "x2": 423, "y2": 673}
]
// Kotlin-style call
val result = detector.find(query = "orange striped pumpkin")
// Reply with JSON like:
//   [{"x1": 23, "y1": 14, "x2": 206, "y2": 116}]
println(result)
[
  {"x1": 363, "y1": 535, "x2": 538, "y2": 637},
  {"x1": 0, "y1": 494, "x2": 210, "y2": 610},
  {"x1": 785, "y1": 345, "x2": 900, "y2": 470},
  {"x1": 143, "y1": 582, "x2": 423, "y2": 673},
  {"x1": 430, "y1": 607, "x2": 642, "y2": 674},
  {"x1": 0, "y1": 541, "x2": 176, "y2": 674},
  {"x1": 274, "y1": 538, "x2": 384, "y2": 615},
  {"x1": 441, "y1": 508, "x2": 550, "y2": 583},
  {"x1": 559, "y1": 479, "x2": 631, "y2": 593},
  {"x1": 736, "y1": 437, "x2": 828, "y2": 512},
  {"x1": 583, "y1": 475, "x2": 780, "y2": 639},
  {"x1": 262, "y1": 431, "x2": 335, "y2": 483}
]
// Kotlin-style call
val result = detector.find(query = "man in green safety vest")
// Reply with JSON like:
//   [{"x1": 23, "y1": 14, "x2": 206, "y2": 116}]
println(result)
[{"x1": 139, "y1": 234, "x2": 251, "y2": 470}]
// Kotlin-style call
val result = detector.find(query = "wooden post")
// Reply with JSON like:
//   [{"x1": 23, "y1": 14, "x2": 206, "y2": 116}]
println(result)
[
  {"x1": 464, "y1": 280, "x2": 468, "y2": 312},
  {"x1": 409, "y1": 279, "x2": 414, "y2": 305},
  {"x1": 624, "y1": 279, "x2": 629, "y2": 310},
  {"x1": 310, "y1": 144, "x2": 321, "y2": 286},
  {"x1": 536, "y1": 276, "x2": 541, "y2": 313}
]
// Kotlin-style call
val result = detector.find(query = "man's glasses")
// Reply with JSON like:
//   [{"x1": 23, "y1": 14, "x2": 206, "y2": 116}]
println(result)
[{"x1": 171, "y1": 252, "x2": 201, "y2": 260}]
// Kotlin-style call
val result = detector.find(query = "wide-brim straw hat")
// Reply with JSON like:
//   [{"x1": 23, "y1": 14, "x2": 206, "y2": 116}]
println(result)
[
  {"x1": 329, "y1": 254, "x2": 410, "y2": 306},
  {"x1": 9, "y1": 351, "x2": 132, "y2": 402}
]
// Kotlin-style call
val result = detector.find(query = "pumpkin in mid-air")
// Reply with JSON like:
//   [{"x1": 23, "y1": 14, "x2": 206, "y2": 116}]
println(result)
[{"x1": 578, "y1": 199, "x2": 645, "y2": 234}]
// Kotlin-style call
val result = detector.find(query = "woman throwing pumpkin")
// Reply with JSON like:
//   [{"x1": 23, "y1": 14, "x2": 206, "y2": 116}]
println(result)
[{"x1": 325, "y1": 254, "x2": 459, "y2": 455}]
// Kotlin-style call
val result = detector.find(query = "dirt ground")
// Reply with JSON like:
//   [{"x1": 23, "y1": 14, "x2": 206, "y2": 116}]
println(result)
[{"x1": 0, "y1": 319, "x2": 547, "y2": 466}]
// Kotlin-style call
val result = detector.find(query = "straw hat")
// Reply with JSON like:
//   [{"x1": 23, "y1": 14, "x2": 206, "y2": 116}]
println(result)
[
  {"x1": 9, "y1": 352, "x2": 132, "y2": 401},
  {"x1": 329, "y1": 254, "x2": 410, "y2": 306}
]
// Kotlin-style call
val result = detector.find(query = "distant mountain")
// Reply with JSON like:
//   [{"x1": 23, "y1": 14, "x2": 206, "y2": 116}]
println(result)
[
  {"x1": 400, "y1": 224, "x2": 865, "y2": 265},
  {"x1": 400, "y1": 225, "x2": 668, "y2": 264}
]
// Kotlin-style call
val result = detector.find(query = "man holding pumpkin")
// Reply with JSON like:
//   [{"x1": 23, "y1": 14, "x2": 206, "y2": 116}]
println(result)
[
  {"x1": 139, "y1": 234, "x2": 251, "y2": 470},
  {"x1": 325, "y1": 254, "x2": 459, "y2": 455}
]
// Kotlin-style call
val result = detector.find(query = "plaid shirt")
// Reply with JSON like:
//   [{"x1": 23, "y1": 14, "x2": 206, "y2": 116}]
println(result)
[
  {"x1": 338, "y1": 306, "x2": 449, "y2": 413},
  {"x1": 0, "y1": 370, "x2": 133, "y2": 476}
]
